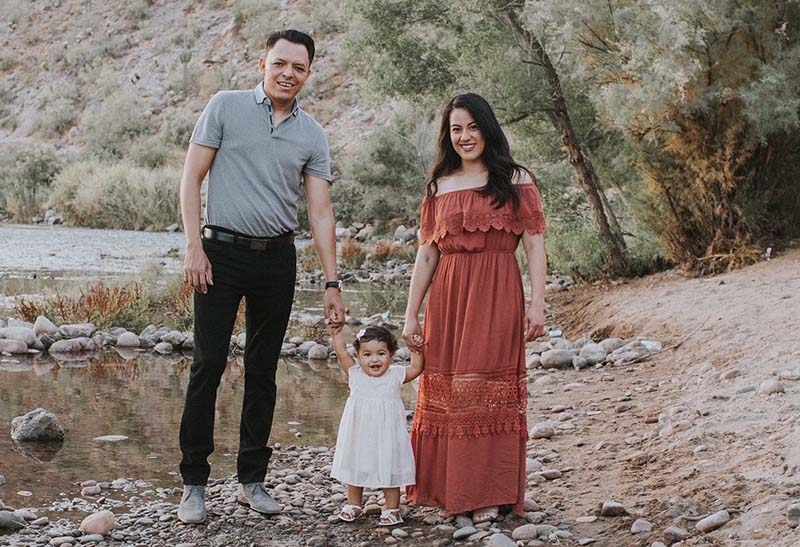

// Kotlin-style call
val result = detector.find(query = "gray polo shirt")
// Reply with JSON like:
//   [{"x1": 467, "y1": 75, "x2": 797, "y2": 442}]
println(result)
[{"x1": 190, "y1": 83, "x2": 332, "y2": 237}]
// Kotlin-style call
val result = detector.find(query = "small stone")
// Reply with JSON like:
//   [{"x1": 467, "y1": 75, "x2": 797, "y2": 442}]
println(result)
[
  {"x1": 540, "y1": 349, "x2": 575, "y2": 369},
  {"x1": 11, "y1": 408, "x2": 64, "y2": 441},
  {"x1": 93, "y1": 435, "x2": 128, "y2": 442},
  {"x1": 529, "y1": 422, "x2": 554, "y2": 439},
  {"x1": 81, "y1": 485, "x2": 101, "y2": 496},
  {"x1": 453, "y1": 526, "x2": 477, "y2": 540},
  {"x1": 577, "y1": 539, "x2": 596, "y2": 546},
  {"x1": 575, "y1": 516, "x2": 597, "y2": 523},
  {"x1": 631, "y1": 518, "x2": 652, "y2": 533},
  {"x1": 154, "y1": 342, "x2": 173, "y2": 354},
  {"x1": 787, "y1": 502, "x2": 800, "y2": 525},
  {"x1": 579, "y1": 343, "x2": 607, "y2": 365},
  {"x1": 719, "y1": 369, "x2": 740, "y2": 380},
  {"x1": 79, "y1": 509, "x2": 115, "y2": 535},
  {"x1": 79, "y1": 534, "x2": 105, "y2": 543},
  {"x1": 511, "y1": 524, "x2": 539, "y2": 540},
  {"x1": 115, "y1": 332, "x2": 140, "y2": 347},
  {"x1": 758, "y1": 379, "x2": 785, "y2": 395},
  {"x1": 599, "y1": 337, "x2": 625, "y2": 353},
  {"x1": 0, "y1": 326, "x2": 37, "y2": 346},
  {"x1": 487, "y1": 533, "x2": 516, "y2": 547},
  {"x1": 600, "y1": 501, "x2": 627, "y2": 517},
  {"x1": 695, "y1": 510, "x2": 730, "y2": 533},
  {"x1": 308, "y1": 344, "x2": 329, "y2": 360},
  {"x1": 391, "y1": 528, "x2": 408, "y2": 538},
  {"x1": 664, "y1": 525, "x2": 690, "y2": 543}
]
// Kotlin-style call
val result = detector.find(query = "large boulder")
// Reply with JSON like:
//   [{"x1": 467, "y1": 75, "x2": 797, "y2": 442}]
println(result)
[
  {"x1": 11, "y1": 408, "x2": 64, "y2": 442},
  {"x1": 161, "y1": 330, "x2": 186, "y2": 346},
  {"x1": 33, "y1": 316, "x2": 58, "y2": 337},
  {"x1": 49, "y1": 337, "x2": 97, "y2": 353},
  {"x1": 115, "y1": 332, "x2": 140, "y2": 348},
  {"x1": 599, "y1": 337, "x2": 626, "y2": 353},
  {"x1": 0, "y1": 327, "x2": 37, "y2": 346},
  {"x1": 58, "y1": 323, "x2": 96, "y2": 339},
  {"x1": 0, "y1": 339, "x2": 29, "y2": 354},
  {"x1": 540, "y1": 349, "x2": 575, "y2": 369},
  {"x1": 578, "y1": 343, "x2": 607, "y2": 365},
  {"x1": 0, "y1": 511, "x2": 26, "y2": 530}
]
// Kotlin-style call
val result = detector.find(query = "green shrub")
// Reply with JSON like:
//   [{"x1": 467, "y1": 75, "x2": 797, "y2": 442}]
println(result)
[
  {"x1": 0, "y1": 51, "x2": 18, "y2": 72},
  {"x1": 158, "y1": 107, "x2": 197, "y2": 146},
  {"x1": 35, "y1": 96, "x2": 81, "y2": 137},
  {"x1": 83, "y1": 92, "x2": 151, "y2": 159},
  {"x1": 336, "y1": 106, "x2": 435, "y2": 230},
  {"x1": 0, "y1": 142, "x2": 62, "y2": 221},
  {"x1": 129, "y1": 134, "x2": 181, "y2": 168},
  {"x1": 48, "y1": 159, "x2": 180, "y2": 230}
]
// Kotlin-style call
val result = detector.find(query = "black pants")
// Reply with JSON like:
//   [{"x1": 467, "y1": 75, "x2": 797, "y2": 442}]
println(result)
[{"x1": 179, "y1": 237, "x2": 296, "y2": 485}]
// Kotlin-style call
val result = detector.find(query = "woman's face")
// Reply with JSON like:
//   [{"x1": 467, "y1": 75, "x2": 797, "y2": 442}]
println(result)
[{"x1": 449, "y1": 107, "x2": 485, "y2": 163}]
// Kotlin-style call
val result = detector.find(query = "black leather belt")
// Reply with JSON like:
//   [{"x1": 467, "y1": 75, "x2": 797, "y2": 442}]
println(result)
[{"x1": 201, "y1": 226, "x2": 294, "y2": 251}]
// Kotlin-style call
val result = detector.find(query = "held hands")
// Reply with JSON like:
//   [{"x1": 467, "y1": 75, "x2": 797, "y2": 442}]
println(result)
[
  {"x1": 324, "y1": 288, "x2": 346, "y2": 334},
  {"x1": 523, "y1": 303, "x2": 545, "y2": 342},
  {"x1": 184, "y1": 244, "x2": 213, "y2": 294},
  {"x1": 402, "y1": 318, "x2": 424, "y2": 353}
]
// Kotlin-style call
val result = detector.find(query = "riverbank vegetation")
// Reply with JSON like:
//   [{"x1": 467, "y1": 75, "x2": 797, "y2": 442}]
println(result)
[{"x1": 1, "y1": 0, "x2": 798, "y2": 278}]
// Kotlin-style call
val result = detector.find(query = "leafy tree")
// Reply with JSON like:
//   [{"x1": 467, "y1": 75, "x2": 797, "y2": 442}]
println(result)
[
  {"x1": 528, "y1": 0, "x2": 800, "y2": 272},
  {"x1": 346, "y1": 0, "x2": 630, "y2": 274}
]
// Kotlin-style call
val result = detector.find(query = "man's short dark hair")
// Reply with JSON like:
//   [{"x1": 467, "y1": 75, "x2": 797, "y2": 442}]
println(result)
[{"x1": 265, "y1": 29, "x2": 315, "y2": 65}]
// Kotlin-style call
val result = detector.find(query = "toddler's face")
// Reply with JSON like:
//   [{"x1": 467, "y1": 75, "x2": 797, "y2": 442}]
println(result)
[{"x1": 356, "y1": 339, "x2": 393, "y2": 378}]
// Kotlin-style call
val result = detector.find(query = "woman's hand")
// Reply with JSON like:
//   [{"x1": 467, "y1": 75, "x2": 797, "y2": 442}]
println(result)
[
  {"x1": 402, "y1": 317, "x2": 425, "y2": 353},
  {"x1": 523, "y1": 303, "x2": 545, "y2": 342}
]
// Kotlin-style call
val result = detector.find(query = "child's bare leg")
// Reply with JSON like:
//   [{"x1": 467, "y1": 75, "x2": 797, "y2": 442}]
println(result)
[
  {"x1": 347, "y1": 484, "x2": 364, "y2": 506},
  {"x1": 383, "y1": 487, "x2": 400, "y2": 510}
]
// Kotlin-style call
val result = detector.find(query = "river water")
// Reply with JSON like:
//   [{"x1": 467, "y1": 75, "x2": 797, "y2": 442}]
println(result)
[{"x1": 0, "y1": 223, "x2": 412, "y2": 512}]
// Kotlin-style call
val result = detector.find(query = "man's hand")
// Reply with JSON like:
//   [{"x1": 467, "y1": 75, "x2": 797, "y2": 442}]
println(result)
[
  {"x1": 184, "y1": 243, "x2": 213, "y2": 294},
  {"x1": 523, "y1": 303, "x2": 545, "y2": 342},
  {"x1": 324, "y1": 288, "x2": 346, "y2": 333}
]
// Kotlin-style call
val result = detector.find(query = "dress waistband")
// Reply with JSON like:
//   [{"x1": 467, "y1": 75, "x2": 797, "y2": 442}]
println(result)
[{"x1": 440, "y1": 250, "x2": 516, "y2": 256}]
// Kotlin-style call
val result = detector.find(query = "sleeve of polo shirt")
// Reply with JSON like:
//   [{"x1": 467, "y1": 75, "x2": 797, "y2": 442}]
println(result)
[
  {"x1": 303, "y1": 129, "x2": 332, "y2": 182},
  {"x1": 190, "y1": 92, "x2": 225, "y2": 149}
]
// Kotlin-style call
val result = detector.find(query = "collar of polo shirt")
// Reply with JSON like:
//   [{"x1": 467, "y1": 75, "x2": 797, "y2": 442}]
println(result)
[{"x1": 254, "y1": 82, "x2": 300, "y2": 117}]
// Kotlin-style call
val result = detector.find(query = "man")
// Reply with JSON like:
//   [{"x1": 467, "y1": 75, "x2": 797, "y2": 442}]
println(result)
[{"x1": 177, "y1": 29, "x2": 345, "y2": 524}]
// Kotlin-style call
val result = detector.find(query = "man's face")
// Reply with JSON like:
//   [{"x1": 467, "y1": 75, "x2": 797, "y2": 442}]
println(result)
[{"x1": 259, "y1": 39, "x2": 311, "y2": 105}]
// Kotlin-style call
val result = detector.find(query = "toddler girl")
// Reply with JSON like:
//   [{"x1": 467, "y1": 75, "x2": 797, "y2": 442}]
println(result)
[{"x1": 329, "y1": 325, "x2": 424, "y2": 526}]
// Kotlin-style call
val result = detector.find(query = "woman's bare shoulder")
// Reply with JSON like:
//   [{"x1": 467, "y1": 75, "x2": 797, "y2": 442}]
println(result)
[{"x1": 512, "y1": 169, "x2": 534, "y2": 186}]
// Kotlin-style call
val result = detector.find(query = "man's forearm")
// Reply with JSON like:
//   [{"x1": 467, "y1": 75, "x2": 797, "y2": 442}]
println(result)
[
  {"x1": 180, "y1": 176, "x2": 204, "y2": 248},
  {"x1": 310, "y1": 208, "x2": 338, "y2": 280}
]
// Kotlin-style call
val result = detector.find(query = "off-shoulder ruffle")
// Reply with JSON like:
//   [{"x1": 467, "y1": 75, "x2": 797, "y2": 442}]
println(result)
[{"x1": 419, "y1": 184, "x2": 546, "y2": 245}]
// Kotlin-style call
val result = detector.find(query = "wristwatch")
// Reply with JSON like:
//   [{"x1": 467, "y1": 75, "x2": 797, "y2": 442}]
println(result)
[{"x1": 324, "y1": 280, "x2": 342, "y2": 290}]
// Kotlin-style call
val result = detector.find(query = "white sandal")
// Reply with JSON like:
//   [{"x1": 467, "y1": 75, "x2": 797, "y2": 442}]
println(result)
[
  {"x1": 337, "y1": 503, "x2": 362, "y2": 522},
  {"x1": 379, "y1": 508, "x2": 403, "y2": 526}
]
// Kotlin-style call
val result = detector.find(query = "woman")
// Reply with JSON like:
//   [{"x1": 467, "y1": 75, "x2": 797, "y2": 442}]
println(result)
[{"x1": 403, "y1": 93, "x2": 547, "y2": 521}]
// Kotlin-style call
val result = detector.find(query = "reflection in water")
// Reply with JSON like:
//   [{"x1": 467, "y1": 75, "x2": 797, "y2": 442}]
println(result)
[
  {"x1": 0, "y1": 283, "x2": 412, "y2": 509},
  {"x1": 12, "y1": 440, "x2": 64, "y2": 464}
]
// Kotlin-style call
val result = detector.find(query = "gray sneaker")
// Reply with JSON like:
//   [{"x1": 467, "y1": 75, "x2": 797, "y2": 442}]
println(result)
[
  {"x1": 237, "y1": 482, "x2": 282, "y2": 515},
  {"x1": 177, "y1": 485, "x2": 207, "y2": 524}
]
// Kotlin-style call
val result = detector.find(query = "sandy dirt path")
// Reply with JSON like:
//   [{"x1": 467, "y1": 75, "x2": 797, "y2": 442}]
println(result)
[{"x1": 529, "y1": 246, "x2": 800, "y2": 546}]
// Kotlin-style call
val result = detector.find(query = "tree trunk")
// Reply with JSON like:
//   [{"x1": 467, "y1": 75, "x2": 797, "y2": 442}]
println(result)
[{"x1": 503, "y1": 10, "x2": 629, "y2": 275}]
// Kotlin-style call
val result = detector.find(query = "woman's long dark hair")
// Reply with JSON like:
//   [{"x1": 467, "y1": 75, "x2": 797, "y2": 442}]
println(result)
[{"x1": 426, "y1": 93, "x2": 530, "y2": 209}]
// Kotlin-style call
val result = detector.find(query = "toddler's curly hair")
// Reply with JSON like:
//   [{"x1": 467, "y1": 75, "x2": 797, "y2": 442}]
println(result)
[{"x1": 353, "y1": 325, "x2": 398, "y2": 354}]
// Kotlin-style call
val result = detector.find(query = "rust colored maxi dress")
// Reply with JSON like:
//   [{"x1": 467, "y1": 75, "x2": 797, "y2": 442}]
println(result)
[{"x1": 407, "y1": 183, "x2": 546, "y2": 515}]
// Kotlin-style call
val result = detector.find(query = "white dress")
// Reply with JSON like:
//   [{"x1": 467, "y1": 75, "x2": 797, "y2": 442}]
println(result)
[{"x1": 331, "y1": 364, "x2": 416, "y2": 488}]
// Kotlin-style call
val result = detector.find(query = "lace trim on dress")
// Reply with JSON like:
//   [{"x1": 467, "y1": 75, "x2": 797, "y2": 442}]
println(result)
[
  {"x1": 419, "y1": 210, "x2": 546, "y2": 245},
  {"x1": 411, "y1": 372, "x2": 528, "y2": 438}
]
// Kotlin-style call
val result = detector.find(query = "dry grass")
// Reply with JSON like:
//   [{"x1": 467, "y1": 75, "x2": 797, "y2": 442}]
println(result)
[
  {"x1": 47, "y1": 159, "x2": 180, "y2": 230},
  {"x1": 15, "y1": 282, "x2": 156, "y2": 332},
  {"x1": 370, "y1": 240, "x2": 417, "y2": 263},
  {"x1": 340, "y1": 238, "x2": 367, "y2": 270}
]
